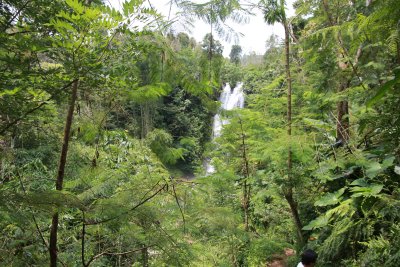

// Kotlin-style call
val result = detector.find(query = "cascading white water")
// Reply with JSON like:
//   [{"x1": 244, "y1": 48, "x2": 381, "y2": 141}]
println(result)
[{"x1": 206, "y1": 83, "x2": 245, "y2": 174}]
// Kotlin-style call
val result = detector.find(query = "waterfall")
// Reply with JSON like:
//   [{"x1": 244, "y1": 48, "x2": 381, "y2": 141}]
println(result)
[{"x1": 206, "y1": 83, "x2": 245, "y2": 174}]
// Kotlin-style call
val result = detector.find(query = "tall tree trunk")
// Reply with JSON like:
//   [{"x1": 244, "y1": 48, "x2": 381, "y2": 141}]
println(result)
[
  {"x1": 209, "y1": 22, "x2": 213, "y2": 82},
  {"x1": 141, "y1": 245, "x2": 149, "y2": 267},
  {"x1": 397, "y1": 41, "x2": 400, "y2": 65},
  {"x1": 49, "y1": 79, "x2": 79, "y2": 266},
  {"x1": 283, "y1": 21, "x2": 304, "y2": 245},
  {"x1": 239, "y1": 118, "x2": 251, "y2": 231},
  {"x1": 140, "y1": 105, "x2": 144, "y2": 139},
  {"x1": 322, "y1": 0, "x2": 351, "y2": 145},
  {"x1": 336, "y1": 83, "x2": 350, "y2": 143},
  {"x1": 160, "y1": 51, "x2": 165, "y2": 82},
  {"x1": 140, "y1": 103, "x2": 151, "y2": 139},
  {"x1": 285, "y1": 187, "x2": 303, "y2": 244},
  {"x1": 243, "y1": 181, "x2": 250, "y2": 231}
]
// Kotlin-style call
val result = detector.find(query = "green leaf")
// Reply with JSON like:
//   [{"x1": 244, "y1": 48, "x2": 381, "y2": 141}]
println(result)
[
  {"x1": 129, "y1": 83, "x2": 171, "y2": 103},
  {"x1": 395, "y1": 166, "x2": 400, "y2": 175},
  {"x1": 84, "y1": 8, "x2": 101, "y2": 20},
  {"x1": 367, "y1": 71, "x2": 400, "y2": 107},
  {"x1": 350, "y1": 178, "x2": 369, "y2": 187},
  {"x1": 350, "y1": 184, "x2": 383, "y2": 198},
  {"x1": 66, "y1": 0, "x2": 85, "y2": 14},
  {"x1": 326, "y1": 199, "x2": 355, "y2": 218},
  {"x1": 303, "y1": 118, "x2": 332, "y2": 131},
  {"x1": 17, "y1": 191, "x2": 85, "y2": 211},
  {"x1": 315, "y1": 188, "x2": 345, "y2": 207},
  {"x1": 366, "y1": 161, "x2": 382, "y2": 178},
  {"x1": 0, "y1": 87, "x2": 20, "y2": 97},
  {"x1": 51, "y1": 18, "x2": 76, "y2": 34},
  {"x1": 370, "y1": 184, "x2": 384, "y2": 195},
  {"x1": 303, "y1": 215, "x2": 330, "y2": 230},
  {"x1": 382, "y1": 156, "x2": 395, "y2": 169}
]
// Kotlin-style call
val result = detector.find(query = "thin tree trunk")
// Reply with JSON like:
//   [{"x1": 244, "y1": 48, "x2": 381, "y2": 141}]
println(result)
[
  {"x1": 322, "y1": 0, "x2": 352, "y2": 145},
  {"x1": 49, "y1": 79, "x2": 79, "y2": 267},
  {"x1": 336, "y1": 100, "x2": 350, "y2": 143},
  {"x1": 397, "y1": 41, "x2": 400, "y2": 65},
  {"x1": 336, "y1": 83, "x2": 350, "y2": 143},
  {"x1": 284, "y1": 187, "x2": 304, "y2": 244},
  {"x1": 141, "y1": 103, "x2": 150, "y2": 138},
  {"x1": 161, "y1": 51, "x2": 165, "y2": 82},
  {"x1": 82, "y1": 212, "x2": 87, "y2": 267},
  {"x1": 141, "y1": 245, "x2": 149, "y2": 267},
  {"x1": 209, "y1": 22, "x2": 213, "y2": 82},
  {"x1": 239, "y1": 118, "x2": 251, "y2": 231},
  {"x1": 283, "y1": 20, "x2": 304, "y2": 245},
  {"x1": 285, "y1": 24, "x2": 292, "y2": 139},
  {"x1": 284, "y1": 188, "x2": 303, "y2": 243},
  {"x1": 243, "y1": 180, "x2": 250, "y2": 231},
  {"x1": 140, "y1": 105, "x2": 145, "y2": 139}
]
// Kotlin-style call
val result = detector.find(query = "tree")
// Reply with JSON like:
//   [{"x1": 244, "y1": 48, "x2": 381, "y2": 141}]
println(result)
[
  {"x1": 3, "y1": 0, "x2": 400, "y2": 265},
  {"x1": 201, "y1": 33, "x2": 224, "y2": 59},
  {"x1": 0, "y1": 0, "x2": 173, "y2": 265},
  {"x1": 320, "y1": 0, "x2": 352, "y2": 145},
  {"x1": 176, "y1": 0, "x2": 247, "y2": 85},
  {"x1": 229, "y1": 44, "x2": 242, "y2": 65},
  {"x1": 201, "y1": 33, "x2": 224, "y2": 83},
  {"x1": 260, "y1": 0, "x2": 304, "y2": 245}
]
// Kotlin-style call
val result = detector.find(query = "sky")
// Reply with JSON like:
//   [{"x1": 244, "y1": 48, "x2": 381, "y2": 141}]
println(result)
[{"x1": 109, "y1": 0, "x2": 295, "y2": 57}]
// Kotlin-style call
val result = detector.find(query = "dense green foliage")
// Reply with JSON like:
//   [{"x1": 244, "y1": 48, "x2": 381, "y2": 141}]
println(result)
[
  {"x1": 1, "y1": 0, "x2": 400, "y2": 266},
  {"x1": 0, "y1": 0, "x2": 218, "y2": 265},
  {"x1": 213, "y1": 0, "x2": 400, "y2": 266}
]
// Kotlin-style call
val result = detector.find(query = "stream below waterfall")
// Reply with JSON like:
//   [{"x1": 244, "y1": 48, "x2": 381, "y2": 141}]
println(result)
[{"x1": 206, "y1": 83, "x2": 245, "y2": 174}]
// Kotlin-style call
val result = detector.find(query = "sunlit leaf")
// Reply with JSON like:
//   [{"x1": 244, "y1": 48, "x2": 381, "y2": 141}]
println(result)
[{"x1": 315, "y1": 188, "x2": 346, "y2": 207}]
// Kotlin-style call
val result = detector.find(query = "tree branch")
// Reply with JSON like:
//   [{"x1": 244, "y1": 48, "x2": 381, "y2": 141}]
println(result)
[
  {"x1": 171, "y1": 181, "x2": 186, "y2": 233},
  {"x1": 85, "y1": 245, "x2": 154, "y2": 267},
  {"x1": 50, "y1": 79, "x2": 79, "y2": 267},
  {"x1": 1, "y1": 0, "x2": 31, "y2": 31},
  {"x1": 322, "y1": 0, "x2": 367, "y2": 91},
  {"x1": 84, "y1": 183, "x2": 167, "y2": 225},
  {"x1": 16, "y1": 173, "x2": 49, "y2": 249},
  {"x1": 0, "y1": 79, "x2": 77, "y2": 135},
  {"x1": 82, "y1": 211, "x2": 86, "y2": 267}
]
